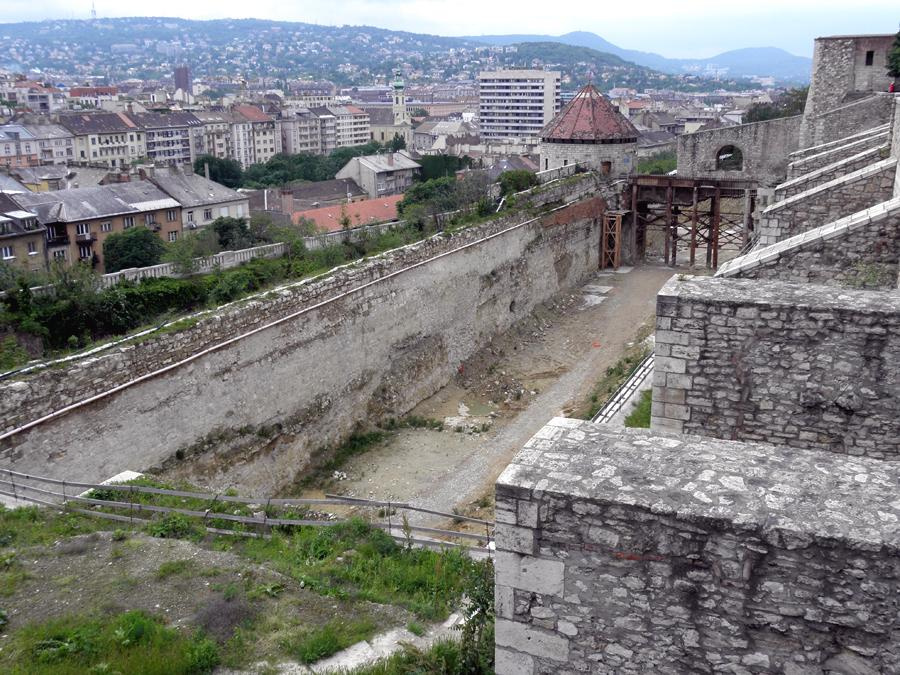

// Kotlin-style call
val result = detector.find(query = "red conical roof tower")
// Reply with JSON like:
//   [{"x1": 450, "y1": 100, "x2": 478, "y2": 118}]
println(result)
[{"x1": 541, "y1": 84, "x2": 638, "y2": 143}]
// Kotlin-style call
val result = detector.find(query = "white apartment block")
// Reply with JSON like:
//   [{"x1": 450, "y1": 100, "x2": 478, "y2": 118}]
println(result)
[{"x1": 478, "y1": 70, "x2": 561, "y2": 140}]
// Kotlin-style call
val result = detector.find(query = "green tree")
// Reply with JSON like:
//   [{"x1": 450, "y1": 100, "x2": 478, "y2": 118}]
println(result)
[
  {"x1": 162, "y1": 228, "x2": 221, "y2": 275},
  {"x1": 888, "y1": 27, "x2": 900, "y2": 79},
  {"x1": 388, "y1": 134, "x2": 407, "y2": 152},
  {"x1": 212, "y1": 216, "x2": 253, "y2": 250},
  {"x1": 744, "y1": 87, "x2": 808, "y2": 123},
  {"x1": 193, "y1": 155, "x2": 244, "y2": 189},
  {"x1": 103, "y1": 227, "x2": 166, "y2": 273},
  {"x1": 499, "y1": 169, "x2": 539, "y2": 196}
]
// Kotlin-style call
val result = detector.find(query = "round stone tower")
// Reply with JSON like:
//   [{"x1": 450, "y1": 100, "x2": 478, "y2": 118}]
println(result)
[{"x1": 539, "y1": 83, "x2": 638, "y2": 177}]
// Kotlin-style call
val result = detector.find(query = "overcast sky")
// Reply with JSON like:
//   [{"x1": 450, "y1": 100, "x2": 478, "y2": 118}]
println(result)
[{"x1": 3, "y1": 1, "x2": 898, "y2": 58}]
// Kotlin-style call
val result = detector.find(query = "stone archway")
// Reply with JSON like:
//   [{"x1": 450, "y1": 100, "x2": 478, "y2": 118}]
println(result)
[{"x1": 716, "y1": 145, "x2": 744, "y2": 171}]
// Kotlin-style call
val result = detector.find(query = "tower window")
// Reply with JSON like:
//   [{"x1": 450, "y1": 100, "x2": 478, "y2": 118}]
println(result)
[{"x1": 865, "y1": 51, "x2": 874, "y2": 66}]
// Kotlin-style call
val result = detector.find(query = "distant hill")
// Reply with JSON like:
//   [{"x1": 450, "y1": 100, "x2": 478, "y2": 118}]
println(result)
[
  {"x1": 0, "y1": 18, "x2": 757, "y2": 92},
  {"x1": 466, "y1": 31, "x2": 812, "y2": 82}
]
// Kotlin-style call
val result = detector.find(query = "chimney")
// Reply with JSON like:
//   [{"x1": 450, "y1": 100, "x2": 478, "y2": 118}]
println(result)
[
  {"x1": 280, "y1": 188, "x2": 294, "y2": 216},
  {"x1": 204, "y1": 162, "x2": 210, "y2": 180},
  {"x1": 387, "y1": 152, "x2": 394, "y2": 167},
  {"x1": 184, "y1": 162, "x2": 194, "y2": 176}
]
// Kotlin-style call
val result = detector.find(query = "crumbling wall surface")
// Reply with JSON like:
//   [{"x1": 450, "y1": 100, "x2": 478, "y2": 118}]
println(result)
[
  {"x1": 650, "y1": 276, "x2": 900, "y2": 458},
  {"x1": 757, "y1": 157, "x2": 897, "y2": 246},
  {"x1": 0, "y1": 194, "x2": 607, "y2": 491},
  {"x1": 718, "y1": 198, "x2": 900, "y2": 289},
  {"x1": 494, "y1": 419, "x2": 900, "y2": 675},
  {"x1": 776, "y1": 145, "x2": 887, "y2": 200},
  {"x1": 0, "y1": 172, "x2": 612, "y2": 437},
  {"x1": 787, "y1": 130, "x2": 890, "y2": 178},
  {"x1": 675, "y1": 116, "x2": 801, "y2": 186},
  {"x1": 802, "y1": 93, "x2": 894, "y2": 149}
]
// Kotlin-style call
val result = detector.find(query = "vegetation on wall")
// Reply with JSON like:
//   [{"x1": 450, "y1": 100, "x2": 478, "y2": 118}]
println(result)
[
  {"x1": 636, "y1": 150, "x2": 676, "y2": 175},
  {"x1": 744, "y1": 86, "x2": 808, "y2": 123}
]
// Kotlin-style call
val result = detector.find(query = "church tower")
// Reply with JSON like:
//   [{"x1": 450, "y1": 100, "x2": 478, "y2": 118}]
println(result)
[{"x1": 391, "y1": 69, "x2": 410, "y2": 126}]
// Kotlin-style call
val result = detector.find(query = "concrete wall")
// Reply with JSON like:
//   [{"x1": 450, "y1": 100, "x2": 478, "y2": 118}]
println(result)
[
  {"x1": 650, "y1": 276, "x2": 900, "y2": 459},
  {"x1": 719, "y1": 198, "x2": 900, "y2": 290},
  {"x1": 776, "y1": 145, "x2": 888, "y2": 200},
  {"x1": 0, "y1": 188, "x2": 610, "y2": 492},
  {"x1": 495, "y1": 419, "x2": 900, "y2": 675},
  {"x1": 757, "y1": 158, "x2": 897, "y2": 246},
  {"x1": 675, "y1": 116, "x2": 802, "y2": 186},
  {"x1": 800, "y1": 35, "x2": 896, "y2": 146}
]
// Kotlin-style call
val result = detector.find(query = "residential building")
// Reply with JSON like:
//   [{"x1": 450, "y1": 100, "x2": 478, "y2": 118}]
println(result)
[
  {"x1": 232, "y1": 105, "x2": 283, "y2": 168},
  {"x1": 0, "y1": 80, "x2": 66, "y2": 113},
  {"x1": 148, "y1": 166, "x2": 249, "y2": 231},
  {"x1": 57, "y1": 112, "x2": 147, "y2": 168},
  {"x1": 539, "y1": 83, "x2": 638, "y2": 176},
  {"x1": 292, "y1": 194, "x2": 403, "y2": 232},
  {"x1": 0, "y1": 194, "x2": 45, "y2": 272},
  {"x1": 279, "y1": 107, "x2": 324, "y2": 155},
  {"x1": 193, "y1": 110, "x2": 236, "y2": 160},
  {"x1": 125, "y1": 111, "x2": 203, "y2": 165},
  {"x1": 20, "y1": 122, "x2": 75, "y2": 164},
  {"x1": 478, "y1": 70, "x2": 561, "y2": 140},
  {"x1": 335, "y1": 151, "x2": 420, "y2": 199},
  {"x1": 68, "y1": 86, "x2": 119, "y2": 109},
  {"x1": 310, "y1": 108, "x2": 338, "y2": 155},
  {"x1": 10, "y1": 182, "x2": 181, "y2": 272},
  {"x1": 0, "y1": 126, "x2": 39, "y2": 168},
  {"x1": 329, "y1": 105, "x2": 371, "y2": 149}
]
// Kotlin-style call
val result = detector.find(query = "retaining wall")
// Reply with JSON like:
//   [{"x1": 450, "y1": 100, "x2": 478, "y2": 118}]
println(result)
[
  {"x1": 757, "y1": 158, "x2": 897, "y2": 246},
  {"x1": 650, "y1": 276, "x2": 900, "y2": 459},
  {"x1": 0, "y1": 185, "x2": 610, "y2": 492},
  {"x1": 786, "y1": 130, "x2": 890, "y2": 178},
  {"x1": 495, "y1": 419, "x2": 900, "y2": 674}
]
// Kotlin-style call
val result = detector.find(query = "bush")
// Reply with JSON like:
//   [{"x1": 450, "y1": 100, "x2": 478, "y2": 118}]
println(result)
[
  {"x1": 103, "y1": 227, "x2": 167, "y2": 273},
  {"x1": 498, "y1": 169, "x2": 538, "y2": 196}
]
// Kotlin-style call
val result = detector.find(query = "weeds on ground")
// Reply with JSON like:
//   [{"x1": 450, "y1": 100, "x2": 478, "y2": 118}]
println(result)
[
  {"x1": 283, "y1": 617, "x2": 378, "y2": 664},
  {"x1": 624, "y1": 389, "x2": 653, "y2": 428},
  {"x1": 238, "y1": 519, "x2": 475, "y2": 620},
  {"x1": 0, "y1": 610, "x2": 218, "y2": 674}
]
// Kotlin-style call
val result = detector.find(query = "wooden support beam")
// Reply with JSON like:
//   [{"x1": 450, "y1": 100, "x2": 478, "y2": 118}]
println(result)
[{"x1": 690, "y1": 186, "x2": 698, "y2": 267}]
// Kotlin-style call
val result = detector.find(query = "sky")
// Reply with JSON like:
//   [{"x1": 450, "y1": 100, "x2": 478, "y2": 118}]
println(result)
[{"x1": 2, "y1": 0, "x2": 898, "y2": 58}]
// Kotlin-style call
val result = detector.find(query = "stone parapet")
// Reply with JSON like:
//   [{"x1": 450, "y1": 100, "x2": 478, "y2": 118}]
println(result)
[
  {"x1": 718, "y1": 197, "x2": 900, "y2": 288},
  {"x1": 776, "y1": 145, "x2": 888, "y2": 200},
  {"x1": 495, "y1": 419, "x2": 900, "y2": 674},
  {"x1": 651, "y1": 275, "x2": 900, "y2": 458},
  {"x1": 757, "y1": 157, "x2": 897, "y2": 246},
  {"x1": 787, "y1": 130, "x2": 890, "y2": 178},
  {"x1": 787, "y1": 122, "x2": 890, "y2": 162}
]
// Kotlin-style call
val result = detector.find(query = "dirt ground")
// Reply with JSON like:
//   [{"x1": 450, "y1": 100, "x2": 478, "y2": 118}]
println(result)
[{"x1": 314, "y1": 264, "x2": 679, "y2": 527}]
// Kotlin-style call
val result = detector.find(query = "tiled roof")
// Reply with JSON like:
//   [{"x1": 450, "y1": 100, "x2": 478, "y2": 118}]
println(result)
[
  {"x1": 292, "y1": 194, "x2": 402, "y2": 232},
  {"x1": 69, "y1": 86, "x2": 118, "y2": 97},
  {"x1": 233, "y1": 105, "x2": 273, "y2": 123},
  {"x1": 57, "y1": 112, "x2": 139, "y2": 134},
  {"x1": 125, "y1": 111, "x2": 203, "y2": 129},
  {"x1": 150, "y1": 167, "x2": 245, "y2": 208},
  {"x1": 540, "y1": 84, "x2": 638, "y2": 143}
]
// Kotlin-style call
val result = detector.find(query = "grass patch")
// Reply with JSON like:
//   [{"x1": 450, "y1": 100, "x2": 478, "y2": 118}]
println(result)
[
  {"x1": 296, "y1": 431, "x2": 389, "y2": 488},
  {"x1": 348, "y1": 640, "x2": 468, "y2": 674},
  {"x1": 0, "y1": 552, "x2": 30, "y2": 597},
  {"x1": 156, "y1": 559, "x2": 194, "y2": 580},
  {"x1": 624, "y1": 389, "x2": 653, "y2": 428},
  {"x1": 0, "y1": 610, "x2": 218, "y2": 674},
  {"x1": 0, "y1": 506, "x2": 110, "y2": 550},
  {"x1": 238, "y1": 519, "x2": 475, "y2": 621},
  {"x1": 578, "y1": 320, "x2": 654, "y2": 420},
  {"x1": 284, "y1": 617, "x2": 378, "y2": 664},
  {"x1": 406, "y1": 620, "x2": 425, "y2": 637}
]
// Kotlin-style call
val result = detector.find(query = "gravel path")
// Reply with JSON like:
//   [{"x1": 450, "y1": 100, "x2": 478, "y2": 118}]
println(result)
[{"x1": 331, "y1": 265, "x2": 677, "y2": 527}]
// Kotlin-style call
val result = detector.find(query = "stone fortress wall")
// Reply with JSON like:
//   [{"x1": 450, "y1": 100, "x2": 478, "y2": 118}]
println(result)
[
  {"x1": 496, "y1": 36, "x2": 900, "y2": 674},
  {"x1": 0, "y1": 175, "x2": 614, "y2": 492}
]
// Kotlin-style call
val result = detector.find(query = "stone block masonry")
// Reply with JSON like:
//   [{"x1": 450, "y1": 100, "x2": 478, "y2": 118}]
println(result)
[
  {"x1": 756, "y1": 157, "x2": 896, "y2": 246},
  {"x1": 800, "y1": 93, "x2": 894, "y2": 150},
  {"x1": 651, "y1": 276, "x2": 900, "y2": 458},
  {"x1": 718, "y1": 197, "x2": 900, "y2": 289},
  {"x1": 776, "y1": 144, "x2": 888, "y2": 200},
  {"x1": 0, "y1": 186, "x2": 611, "y2": 492},
  {"x1": 676, "y1": 115, "x2": 801, "y2": 187},
  {"x1": 495, "y1": 419, "x2": 900, "y2": 675},
  {"x1": 786, "y1": 129, "x2": 890, "y2": 179}
]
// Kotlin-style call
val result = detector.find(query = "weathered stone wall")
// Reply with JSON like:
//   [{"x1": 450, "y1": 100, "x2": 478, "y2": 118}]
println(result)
[
  {"x1": 539, "y1": 141, "x2": 635, "y2": 178},
  {"x1": 676, "y1": 116, "x2": 801, "y2": 186},
  {"x1": 801, "y1": 93, "x2": 894, "y2": 149},
  {"x1": 800, "y1": 35, "x2": 896, "y2": 146},
  {"x1": 787, "y1": 123, "x2": 889, "y2": 162},
  {"x1": 757, "y1": 158, "x2": 897, "y2": 245},
  {"x1": 495, "y1": 419, "x2": 900, "y2": 675},
  {"x1": 650, "y1": 276, "x2": 900, "y2": 459},
  {"x1": 786, "y1": 129, "x2": 890, "y2": 178},
  {"x1": 0, "y1": 172, "x2": 609, "y2": 436},
  {"x1": 719, "y1": 198, "x2": 900, "y2": 290},
  {"x1": 0, "y1": 185, "x2": 611, "y2": 492},
  {"x1": 776, "y1": 145, "x2": 887, "y2": 200}
]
